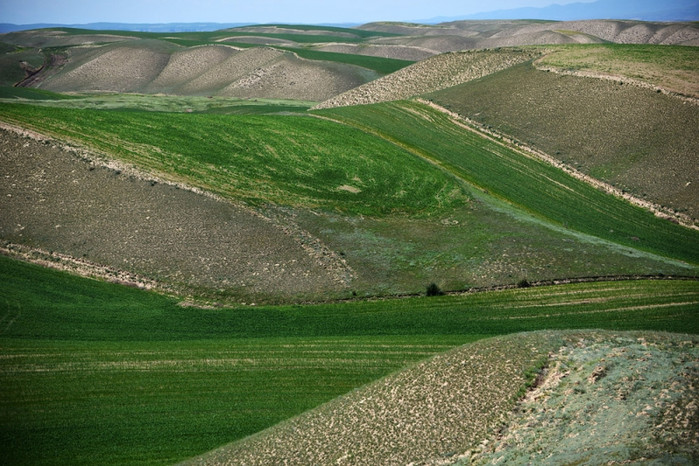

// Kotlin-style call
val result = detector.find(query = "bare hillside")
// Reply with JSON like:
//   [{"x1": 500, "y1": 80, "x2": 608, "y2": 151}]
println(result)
[
  {"x1": 0, "y1": 127, "x2": 350, "y2": 303},
  {"x1": 310, "y1": 43, "x2": 435, "y2": 61},
  {"x1": 359, "y1": 20, "x2": 699, "y2": 54},
  {"x1": 0, "y1": 28, "x2": 137, "y2": 47},
  {"x1": 313, "y1": 48, "x2": 541, "y2": 109},
  {"x1": 429, "y1": 61, "x2": 699, "y2": 221},
  {"x1": 34, "y1": 42, "x2": 376, "y2": 101},
  {"x1": 41, "y1": 41, "x2": 177, "y2": 93},
  {"x1": 185, "y1": 331, "x2": 698, "y2": 465}
]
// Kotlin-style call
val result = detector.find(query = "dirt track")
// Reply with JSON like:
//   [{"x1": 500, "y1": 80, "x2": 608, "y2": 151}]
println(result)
[{"x1": 0, "y1": 127, "x2": 350, "y2": 303}]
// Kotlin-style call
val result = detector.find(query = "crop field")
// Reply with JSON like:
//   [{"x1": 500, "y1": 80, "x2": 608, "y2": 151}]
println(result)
[
  {"x1": 1, "y1": 97, "x2": 695, "y2": 302},
  {"x1": 0, "y1": 101, "x2": 467, "y2": 216},
  {"x1": 1, "y1": 254, "x2": 698, "y2": 464},
  {"x1": 0, "y1": 253, "x2": 699, "y2": 464},
  {"x1": 318, "y1": 100, "x2": 699, "y2": 265}
]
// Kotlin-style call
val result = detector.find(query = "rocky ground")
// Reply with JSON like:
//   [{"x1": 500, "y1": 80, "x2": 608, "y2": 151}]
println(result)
[
  {"x1": 464, "y1": 332, "x2": 698, "y2": 465},
  {"x1": 185, "y1": 331, "x2": 698, "y2": 465},
  {"x1": 0, "y1": 127, "x2": 351, "y2": 303},
  {"x1": 313, "y1": 48, "x2": 542, "y2": 109}
]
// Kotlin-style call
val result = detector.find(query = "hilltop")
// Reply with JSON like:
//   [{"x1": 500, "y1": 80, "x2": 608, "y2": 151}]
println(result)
[{"x1": 1, "y1": 20, "x2": 697, "y2": 101}]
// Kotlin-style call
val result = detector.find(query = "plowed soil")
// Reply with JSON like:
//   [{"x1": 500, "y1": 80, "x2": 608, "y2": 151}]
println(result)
[{"x1": 0, "y1": 128, "x2": 349, "y2": 303}]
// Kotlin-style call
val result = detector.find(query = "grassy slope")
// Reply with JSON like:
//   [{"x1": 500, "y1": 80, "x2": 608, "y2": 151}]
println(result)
[
  {"x1": 0, "y1": 102, "x2": 467, "y2": 216},
  {"x1": 317, "y1": 100, "x2": 699, "y2": 266},
  {"x1": 1, "y1": 255, "x2": 697, "y2": 464},
  {"x1": 2, "y1": 99, "x2": 695, "y2": 300},
  {"x1": 0, "y1": 99, "x2": 694, "y2": 300}
]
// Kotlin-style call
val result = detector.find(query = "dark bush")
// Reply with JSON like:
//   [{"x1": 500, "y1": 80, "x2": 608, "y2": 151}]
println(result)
[
  {"x1": 426, "y1": 282, "x2": 444, "y2": 296},
  {"x1": 517, "y1": 278, "x2": 531, "y2": 288}
]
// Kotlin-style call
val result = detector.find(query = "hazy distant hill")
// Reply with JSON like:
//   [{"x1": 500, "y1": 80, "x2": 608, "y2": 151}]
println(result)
[
  {"x1": 0, "y1": 22, "x2": 248, "y2": 33},
  {"x1": 423, "y1": 0, "x2": 699, "y2": 22}
]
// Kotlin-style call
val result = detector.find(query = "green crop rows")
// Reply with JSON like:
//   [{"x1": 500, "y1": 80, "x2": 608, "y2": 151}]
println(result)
[
  {"x1": 317, "y1": 100, "x2": 699, "y2": 265},
  {"x1": 0, "y1": 102, "x2": 468, "y2": 216},
  {"x1": 1, "y1": 255, "x2": 697, "y2": 464}
]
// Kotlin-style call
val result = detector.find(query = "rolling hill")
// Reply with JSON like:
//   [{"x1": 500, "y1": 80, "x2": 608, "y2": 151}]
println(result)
[{"x1": 0, "y1": 19, "x2": 697, "y2": 466}]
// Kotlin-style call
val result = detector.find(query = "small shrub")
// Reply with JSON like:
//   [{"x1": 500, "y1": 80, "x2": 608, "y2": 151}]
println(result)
[
  {"x1": 517, "y1": 279, "x2": 531, "y2": 288},
  {"x1": 426, "y1": 282, "x2": 444, "y2": 296}
]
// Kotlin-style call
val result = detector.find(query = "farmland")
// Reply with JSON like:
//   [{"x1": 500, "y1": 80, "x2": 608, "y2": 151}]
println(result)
[
  {"x1": 1, "y1": 18, "x2": 698, "y2": 465},
  {"x1": 2, "y1": 255, "x2": 697, "y2": 464}
]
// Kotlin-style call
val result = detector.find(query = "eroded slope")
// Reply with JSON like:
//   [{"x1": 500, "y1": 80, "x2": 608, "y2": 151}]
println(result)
[
  {"x1": 0, "y1": 128, "x2": 350, "y2": 302},
  {"x1": 33, "y1": 41, "x2": 375, "y2": 101}
]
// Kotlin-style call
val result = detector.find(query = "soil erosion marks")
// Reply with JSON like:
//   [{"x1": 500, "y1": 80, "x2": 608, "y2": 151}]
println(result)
[{"x1": 0, "y1": 127, "x2": 349, "y2": 303}]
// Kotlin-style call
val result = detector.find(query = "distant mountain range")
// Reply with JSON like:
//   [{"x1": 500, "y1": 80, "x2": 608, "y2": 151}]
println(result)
[
  {"x1": 0, "y1": 22, "x2": 249, "y2": 34},
  {"x1": 1, "y1": 0, "x2": 697, "y2": 34},
  {"x1": 422, "y1": 0, "x2": 699, "y2": 23}
]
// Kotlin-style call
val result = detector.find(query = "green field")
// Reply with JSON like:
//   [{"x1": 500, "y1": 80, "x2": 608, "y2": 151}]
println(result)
[
  {"x1": 1, "y1": 97, "x2": 695, "y2": 300},
  {"x1": 0, "y1": 102, "x2": 467, "y2": 216},
  {"x1": 317, "y1": 100, "x2": 699, "y2": 265},
  {"x1": 1, "y1": 255, "x2": 697, "y2": 464}
]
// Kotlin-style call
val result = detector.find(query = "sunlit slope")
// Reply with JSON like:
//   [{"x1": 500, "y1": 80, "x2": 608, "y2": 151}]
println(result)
[
  {"x1": 314, "y1": 48, "x2": 541, "y2": 109},
  {"x1": 34, "y1": 40, "x2": 376, "y2": 101},
  {"x1": 359, "y1": 20, "x2": 699, "y2": 52},
  {"x1": 429, "y1": 54, "x2": 699, "y2": 221},
  {"x1": 0, "y1": 103, "x2": 466, "y2": 216},
  {"x1": 534, "y1": 44, "x2": 699, "y2": 98},
  {"x1": 317, "y1": 100, "x2": 699, "y2": 265}
]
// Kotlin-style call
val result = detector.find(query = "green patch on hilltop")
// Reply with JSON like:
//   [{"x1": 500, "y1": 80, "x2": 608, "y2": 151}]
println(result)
[
  {"x1": 0, "y1": 102, "x2": 467, "y2": 216},
  {"x1": 537, "y1": 44, "x2": 699, "y2": 84}
]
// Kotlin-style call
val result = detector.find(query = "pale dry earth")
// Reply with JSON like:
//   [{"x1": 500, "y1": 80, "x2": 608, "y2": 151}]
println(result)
[
  {"x1": 32, "y1": 42, "x2": 374, "y2": 101},
  {"x1": 313, "y1": 48, "x2": 542, "y2": 109},
  {"x1": 360, "y1": 20, "x2": 699, "y2": 52},
  {"x1": 0, "y1": 127, "x2": 351, "y2": 303},
  {"x1": 310, "y1": 43, "x2": 435, "y2": 61},
  {"x1": 184, "y1": 331, "x2": 698, "y2": 465}
]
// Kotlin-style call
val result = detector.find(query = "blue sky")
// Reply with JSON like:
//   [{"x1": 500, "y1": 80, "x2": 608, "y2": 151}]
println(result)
[{"x1": 0, "y1": 0, "x2": 598, "y2": 24}]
